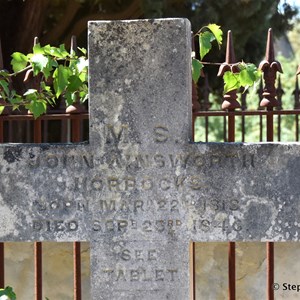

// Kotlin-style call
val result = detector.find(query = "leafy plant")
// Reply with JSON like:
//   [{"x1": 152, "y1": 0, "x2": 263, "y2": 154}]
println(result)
[
  {"x1": 0, "y1": 286, "x2": 16, "y2": 300},
  {"x1": 0, "y1": 44, "x2": 88, "y2": 118},
  {"x1": 192, "y1": 24, "x2": 261, "y2": 93},
  {"x1": 0, "y1": 24, "x2": 260, "y2": 119}
]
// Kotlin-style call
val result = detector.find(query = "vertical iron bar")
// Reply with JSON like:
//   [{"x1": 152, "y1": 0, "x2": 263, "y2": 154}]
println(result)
[
  {"x1": 69, "y1": 99, "x2": 82, "y2": 300},
  {"x1": 228, "y1": 242, "x2": 236, "y2": 300},
  {"x1": 218, "y1": 30, "x2": 239, "y2": 300},
  {"x1": 72, "y1": 117, "x2": 81, "y2": 143},
  {"x1": 192, "y1": 114, "x2": 195, "y2": 142},
  {"x1": 260, "y1": 115, "x2": 263, "y2": 142},
  {"x1": 228, "y1": 113, "x2": 235, "y2": 142},
  {"x1": 0, "y1": 36, "x2": 4, "y2": 283},
  {"x1": 266, "y1": 109, "x2": 274, "y2": 300},
  {"x1": 190, "y1": 92, "x2": 196, "y2": 299},
  {"x1": 241, "y1": 115, "x2": 245, "y2": 142},
  {"x1": 33, "y1": 116, "x2": 42, "y2": 300},
  {"x1": 0, "y1": 119, "x2": 3, "y2": 143},
  {"x1": 34, "y1": 119, "x2": 42, "y2": 143},
  {"x1": 0, "y1": 243, "x2": 4, "y2": 288},
  {"x1": 266, "y1": 110, "x2": 274, "y2": 142},
  {"x1": 258, "y1": 28, "x2": 281, "y2": 300},
  {"x1": 223, "y1": 116, "x2": 227, "y2": 142},
  {"x1": 35, "y1": 242, "x2": 42, "y2": 300},
  {"x1": 296, "y1": 115, "x2": 299, "y2": 142},
  {"x1": 74, "y1": 242, "x2": 82, "y2": 300},
  {"x1": 191, "y1": 52, "x2": 197, "y2": 298},
  {"x1": 8, "y1": 121, "x2": 13, "y2": 142},
  {"x1": 277, "y1": 114, "x2": 281, "y2": 141},
  {"x1": 267, "y1": 242, "x2": 274, "y2": 300},
  {"x1": 205, "y1": 116, "x2": 209, "y2": 142},
  {"x1": 189, "y1": 242, "x2": 196, "y2": 300},
  {"x1": 228, "y1": 113, "x2": 236, "y2": 300}
]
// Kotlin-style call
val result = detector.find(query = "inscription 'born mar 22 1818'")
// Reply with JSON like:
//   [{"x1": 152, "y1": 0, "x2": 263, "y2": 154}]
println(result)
[{"x1": 1, "y1": 19, "x2": 300, "y2": 299}]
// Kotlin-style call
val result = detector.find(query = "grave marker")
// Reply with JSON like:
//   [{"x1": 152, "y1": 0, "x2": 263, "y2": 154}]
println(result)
[{"x1": 0, "y1": 18, "x2": 300, "y2": 299}]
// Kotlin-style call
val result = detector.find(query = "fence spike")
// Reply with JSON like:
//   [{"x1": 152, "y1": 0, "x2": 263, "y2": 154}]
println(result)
[
  {"x1": 258, "y1": 28, "x2": 283, "y2": 108},
  {"x1": 225, "y1": 30, "x2": 236, "y2": 64},
  {"x1": 218, "y1": 30, "x2": 240, "y2": 110}
]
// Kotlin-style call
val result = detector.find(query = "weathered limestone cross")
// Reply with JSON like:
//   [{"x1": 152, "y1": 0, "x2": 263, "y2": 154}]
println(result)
[{"x1": 0, "y1": 19, "x2": 299, "y2": 299}]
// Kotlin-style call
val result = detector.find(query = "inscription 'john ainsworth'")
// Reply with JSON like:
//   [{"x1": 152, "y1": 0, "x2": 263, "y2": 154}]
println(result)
[{"x1": 27, "y1": 152, "x2": 255, "y2": 170}]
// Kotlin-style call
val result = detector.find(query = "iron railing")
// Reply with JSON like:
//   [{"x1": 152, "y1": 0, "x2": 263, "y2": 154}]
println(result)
[{"x1": 1, "y1": 26, "x2": 300, "y2": 299}]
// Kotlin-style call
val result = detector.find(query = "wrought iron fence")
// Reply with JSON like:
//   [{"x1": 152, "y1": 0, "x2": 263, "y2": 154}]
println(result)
[{"x1": 0, "y1": 26, "x2": 299, "y2": 299}]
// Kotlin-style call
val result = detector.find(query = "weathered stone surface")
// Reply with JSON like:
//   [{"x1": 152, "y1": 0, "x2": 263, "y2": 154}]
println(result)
[{"x1": 1, "y1": 18, "x2": 300, "y2": 299}]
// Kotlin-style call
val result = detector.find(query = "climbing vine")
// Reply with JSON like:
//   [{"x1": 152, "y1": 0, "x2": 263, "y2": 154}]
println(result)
[
  {"x1": 192, "y1": 24, "x2": 261, "y2": 93},
  {"x1": 0, "y1": 24, "x2": 261, "y2": 119},
  {"x1": 0, "y1": 43, "x2": 88, "y2": 118}
]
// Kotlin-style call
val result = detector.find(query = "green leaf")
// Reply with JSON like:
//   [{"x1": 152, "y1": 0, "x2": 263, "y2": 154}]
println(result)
[
  {"x1": 44, "y1": 45, "x2": 68, "y2": 59},
  {"x1": 9, "y1": 94, "x2": 22, "y2": 105},
  {"x1": 0, "y1": 286, "x2": 16, "y2": 300},
  {"x1": 239, "y1": 63, "x2": 261, "y2": 87},
  {"x1": 59, "y1": 44, "x2": 69, "y2": 58},
  {"x1": 192, "y1": 59, "x2": 203, "y2": 83},
  {"x1": 78, "y1": 47, "x2": 87, "y2": 55},
  {"x1": 11, "y1": 52, "x2": 28, "y2": 72},
  {"x1": 31, "y1": 54, "x2": 48, "y2": 75},
  {"x1": 223, "y1": 71, "x2": 240, "y2": 93},
  {"x1": 42, "y1": 57, "x2": 57, "y2": 79},
  {"x1": 65, "y1": 90, "x2": 73, "y2": 106},
  {"x1": 67, "y1": 75, "x2": 83, "y2": 92},
  {"x1": 53, "y1": 65, "x2": 71, "y2": 98},
  {"x1": 206, "y1": 24, "x2": 223, "y2": 48},
  {"x1": 33, "y1": 43, "x2": 44, "y2": 54},
  {"x1": 199, "y1": 31, "x2": 214, "y2": 60},
  {"x1": 0, "y1": 79, "x2": 10, "y2": 96},
  {"x1": 0, "y1": 106, "x2": 5, "y2": 115},
  {"x1": 26, "y1": 98, "x2": 47, "y2": 119}
]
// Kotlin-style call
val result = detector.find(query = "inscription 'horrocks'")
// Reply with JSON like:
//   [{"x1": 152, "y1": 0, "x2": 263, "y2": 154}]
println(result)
[{"x1": 0, "y1": 19, "x2": 300, "y2": 300}]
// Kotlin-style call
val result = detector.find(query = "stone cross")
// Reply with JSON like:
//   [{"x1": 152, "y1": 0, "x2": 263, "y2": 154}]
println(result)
[{"x1": 0, "y1": 19, "x2": 299, "y2": 299}]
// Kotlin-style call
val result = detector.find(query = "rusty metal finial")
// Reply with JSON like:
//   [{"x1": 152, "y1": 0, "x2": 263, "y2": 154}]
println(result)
[
  {"x1": 265, "y1": 28, "x2": 275, "y2": 62},
  {"x1": 225, "y1": 30, "x2": 236, "y2": 64},
  {"x1": 293, "y1": 76, "x2": 300, "y2": 109},
  {"x1": 218, "y1": 30, "x2": 240, "y2": 110},
  {"x1": 258, "y1": 28, "x2": 283, "y2": 108}
]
